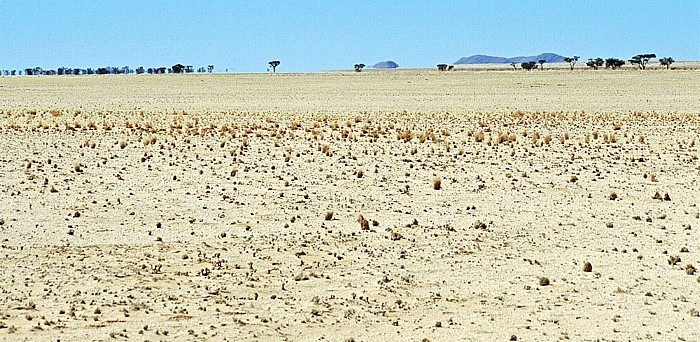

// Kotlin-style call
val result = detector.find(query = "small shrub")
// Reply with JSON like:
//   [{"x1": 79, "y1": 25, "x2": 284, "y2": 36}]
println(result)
[
  {"x1": 358, "y1": 215, "x2": 370, "y2": 230},
  {"x1": 538, "y1": 277, "x2": 550, "y2": 286},
  {"x1": 433, "y1": 177, "x2": 442, "y2": 190},
  {"x1": 609, "y1": 192, "x2": 617, "y2": 200},
  {"x1": 474, "y1": 130, "x2": 485, "y2": 142},
  {"x1": 324, "y1": 211, "x2": 334, "y2": 221},
  {"x1": 582, "y1": 261, "x2": 592, "y2": 272}
]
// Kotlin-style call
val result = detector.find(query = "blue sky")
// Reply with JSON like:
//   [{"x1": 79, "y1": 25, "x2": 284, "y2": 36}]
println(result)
[{"x1": 1, "y1": 0, "x2": 698, "y2": 72}]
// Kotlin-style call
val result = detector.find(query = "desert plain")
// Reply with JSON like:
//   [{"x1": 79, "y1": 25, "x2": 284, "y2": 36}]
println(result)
[{"x1": 0, "y1": 69, "x2": 699, "y2": 341}]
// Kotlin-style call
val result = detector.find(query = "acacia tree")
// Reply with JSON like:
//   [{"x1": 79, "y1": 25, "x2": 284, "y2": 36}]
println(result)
[
  {"x1": 586, "y1": 58, "x2": 604, "y2": 70},
  {"x1": 605, "y1": 58, "x2": 625, "y2": 70},
  {"x1": 207, "y1": 65, "x2": 214, "y2": 73},
  {"x1": 659, "y1": 57, "x2": 674, "y2": 70},
  {"x1": 538, "y1": 59, "x2": 546, "y2": 70},
  {"x1": 629, "y1": 54, "x2": 656, "y2": 70},
  {"x1": 354, "y1": 63, "x2": 366, "y2": 72},
  {"x1": 171, "y1": 64, "x2": 185, "y2": 73},
  {"x1": 563, "y1": 56, "x2": 580, "y2": 70},
  {"x1": 521, "y1": 61, "x2": 538, "y2": 71},
  {"x1": 509, "y1": 62, "x2": 517, "y2": 70},
  {"x1": 436, "y1": 64, "x2": 448, "y2": 71},
  {"x1": 269, "y1": 60, "x2": 280, "y2": 72}
]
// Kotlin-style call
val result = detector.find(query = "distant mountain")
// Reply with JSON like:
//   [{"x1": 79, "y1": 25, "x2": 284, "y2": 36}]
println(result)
[
  {"x1": 373, "y1": 61, "x2": 399, "y2": 69},
  {"x1": 455, "y1": 53, "x2": 566, "y2": 64}
]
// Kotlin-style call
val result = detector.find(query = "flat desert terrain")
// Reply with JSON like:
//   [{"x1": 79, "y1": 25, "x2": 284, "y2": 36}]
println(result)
[{"x1": 0, "y1": 70, "x2": 699, "y2": 341}]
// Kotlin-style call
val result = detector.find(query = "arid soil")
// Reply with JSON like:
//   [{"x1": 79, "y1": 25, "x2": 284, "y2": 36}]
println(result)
[{"x1": 0, "y1": 70, "x2": 699, "y2": 341}]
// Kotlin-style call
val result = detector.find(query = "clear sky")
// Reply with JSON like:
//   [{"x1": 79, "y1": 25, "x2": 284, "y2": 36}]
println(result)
[{"x1": 1, "y1": 0, "x2": 698, "y2": 72}]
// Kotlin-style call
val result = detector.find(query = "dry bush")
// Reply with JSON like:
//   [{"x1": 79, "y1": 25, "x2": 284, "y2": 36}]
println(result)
[
  {"x1": 433, "y1": 177, "x2": 442, "y2": 190},
  {"x1": 358, "y1": 215, "x2": 369, "y2": 230},
  {"x1": 474, "y1": 130, "x2": 485, "y2": 142},
  {"x1": 325, "y1": 211, "x2": 334, "y2": 221}
]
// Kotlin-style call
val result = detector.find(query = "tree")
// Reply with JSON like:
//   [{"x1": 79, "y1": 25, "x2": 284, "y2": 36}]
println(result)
[
  {"x1": 448, "y1": 65, "x2": 454, "y2": 71},
  {"x1": 605, "y1": 58, "x2": 625, "y2": 70},
  {"x1": 563, "y1": 56, "x2": 579, "y2": 70},
  {"x1": 586, "y1": 58, "x2": 604, "y2": 70},
  {"x1": 354, "y1": 63, "x2": 366, "y2": 72},
  {"x1": 659, "y1": 57, "x2": 674, "y2": 70},
  {"x1": 510, "y1": 62, "x2": 517, "y2": 70},
  {"x1": 172, "y1": 64, "x2": 185, "y2": 73},
  {"x1": 207, "y1": 65, "x2": 214, "y2": 73},
  {"x1": 521, "y1": 61, "x2": 538, "y2": 71},
  {"x1": 538, "y1": 59, "x2": 546, "y2": 70},
  {"x1": 436, "y1": 64, "x2": 448, "y2": 71},
  {"x1": 135, "y1": 66, "x2": 145, "y2": 74},
  {"x1": 269, "y1": 60, "x2": 280, "y2": 72},
  {"x1": 629, "y1": 54, "x2": 655, "y2": 70}
]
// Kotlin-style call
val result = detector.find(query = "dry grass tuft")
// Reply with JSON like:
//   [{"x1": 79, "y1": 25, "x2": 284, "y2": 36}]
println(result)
[
  {"x1": 474, "y1": 130, "x2": 485, "y2": 142},
  {"x1": 582, "y1": 261, "x2": 592, "y2": 272},
  {"x1": 433, "y1": 177, "x2": 441, "y2": 190},
  {"x1": 358, "y1": 215, "x2": 370, "y2": 230}
]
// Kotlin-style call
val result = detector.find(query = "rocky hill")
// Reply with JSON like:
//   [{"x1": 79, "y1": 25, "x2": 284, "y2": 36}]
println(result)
[{"x1": 455, "y1": 53, "x2": 566, "y2": 64}]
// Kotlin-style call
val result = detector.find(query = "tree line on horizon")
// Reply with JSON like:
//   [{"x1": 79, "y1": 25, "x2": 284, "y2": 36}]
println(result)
[
  {"x1": 0, "y1": 54, "x2": 679, "y2": 76},
  {"x1": 431, "y1": 54, "x2": 675, "y2": 71},
  {"x1": 0, "y1": 64, "x2": 215, "y2": 76}
]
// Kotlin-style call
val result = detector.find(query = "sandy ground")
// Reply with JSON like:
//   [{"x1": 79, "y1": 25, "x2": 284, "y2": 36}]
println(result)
[{"x1": 0, "y1": 70, "x2": 699, "y2": 341}]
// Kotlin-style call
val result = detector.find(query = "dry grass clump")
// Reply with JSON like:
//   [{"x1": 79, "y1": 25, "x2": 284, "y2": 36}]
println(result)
[
  {"x1": 474, "y1": 130, "x2": 485, "y2": 142},
  {"x1": 119, "y1": 141, "x2": 127, "y2": 149},
  {"x1": 538, "y1": 277, "x2": 550, "y2": 286},
  {"x1": 582, "y1": 261, "x2": 592, "y2": 272},
  {"x1": 543, "y1": 135, "x2": 552, "y2": 145},
  {"x1": 324, "y1": 211, "x2": 334, "y2": 221},
  {"x1": 668, "y1": 255, "x2": 681, "y2": 265},
  {"x1": 397, "y1": 130, "x2": 412, "y2": 142},
  {"x1": 433, "y1": 177, "x2": 442, "y2": 190},
  {"x1": 569, "y1": 175, "x2": 578, "y2": 183},
  {"x1": 609, "y1": 192, "x2": 618, "y2": 200},
  {"x1": 358, "y1": 215, "x2": 370, "y2": 230}
]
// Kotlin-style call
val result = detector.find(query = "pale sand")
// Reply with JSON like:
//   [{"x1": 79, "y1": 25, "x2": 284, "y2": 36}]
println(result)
[{"x1": 0, "y1": 70, "x2": 699, "y2": 341}]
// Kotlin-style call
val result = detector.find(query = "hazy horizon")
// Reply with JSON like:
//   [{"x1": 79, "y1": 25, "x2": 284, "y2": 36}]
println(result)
[{"x1": 1, "y1": 0, "x2": 698, "y2": 73}]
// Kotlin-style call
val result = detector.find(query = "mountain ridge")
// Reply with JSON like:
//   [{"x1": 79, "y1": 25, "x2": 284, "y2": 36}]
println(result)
[{"x1": 455, "y1": 53, "x2": 566, "y2": 64}]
